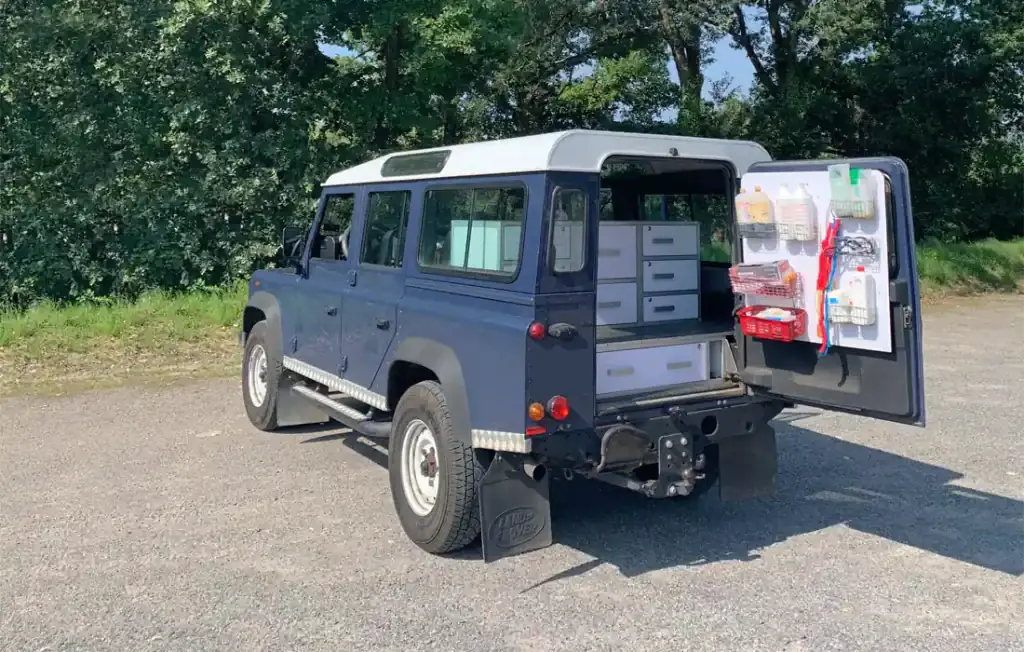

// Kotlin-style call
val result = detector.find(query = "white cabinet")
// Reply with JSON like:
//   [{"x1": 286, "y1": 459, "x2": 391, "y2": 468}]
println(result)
[
  {"x1": 642, "y1": 293, "x2": 700, "y2": 322},
  {"x1": 552, "y1": 221, "x2": 585, "y2": 273},
  {"x1": 642, "y1": 259, "x2": 699, "y2": 293},
  {"x1": 596, "y1": 342, "x2": 709, "y2": 395},
  {"x1": 449, "y1": 220, "x2": 522, "y2": 272},
  {"x1": 596, "y1": 224, "x2": 638, "y2": 280},
  {"x1": 596, "y1": 282, "x2": 639, "y2": 326},
  {"x1": 596, "y1": 221, "x2": 701, "y2": 328},
  {"x1": 641, "y1": 223, "x2": 699, "y2": 257}
]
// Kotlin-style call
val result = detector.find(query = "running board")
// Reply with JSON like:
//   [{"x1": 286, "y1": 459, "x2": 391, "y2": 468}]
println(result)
[{"x1": 290, "y1": 384, "x2": 392, "y2": 438}]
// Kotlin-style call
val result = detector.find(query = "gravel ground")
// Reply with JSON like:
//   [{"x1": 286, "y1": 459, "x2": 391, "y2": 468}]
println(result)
[{"x1": 2, "y1": 295, "x2": 1022, "y2": 652}]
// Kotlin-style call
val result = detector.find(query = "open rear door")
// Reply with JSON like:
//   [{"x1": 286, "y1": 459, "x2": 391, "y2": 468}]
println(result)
[{"x1": 735, "y1": 157, "x2": 925, "y2": 426}]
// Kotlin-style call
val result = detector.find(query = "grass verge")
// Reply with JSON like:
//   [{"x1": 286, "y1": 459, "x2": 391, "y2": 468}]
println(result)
[
  {"x1": 0, "y1": 283, "x2": 247, "y2": 396},
  {"x1": 2, "y1": 240, "x2": 1022, "y2": 397}
]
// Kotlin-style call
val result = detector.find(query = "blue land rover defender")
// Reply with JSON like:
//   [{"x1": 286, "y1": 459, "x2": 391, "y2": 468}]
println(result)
[{"x1": 240, "y1": 130, "x2": 926, "y2": 562}]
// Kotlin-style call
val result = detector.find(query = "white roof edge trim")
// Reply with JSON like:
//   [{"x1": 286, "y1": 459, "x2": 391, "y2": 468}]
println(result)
[{"x1": 321, "y1": 129, "x2": 772, "y2": 187}]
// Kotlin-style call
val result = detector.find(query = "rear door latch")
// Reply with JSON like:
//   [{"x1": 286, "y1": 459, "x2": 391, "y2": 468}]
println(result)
[{"x1": 902, "y1": 305, "x2": 913, "y2": 329}]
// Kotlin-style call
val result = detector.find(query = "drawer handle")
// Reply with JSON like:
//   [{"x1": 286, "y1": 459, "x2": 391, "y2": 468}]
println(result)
[
  {"x1": 652, "y1": 273, "x2": 675, "y2": 280},
  {"x1": 652, "y1": 237, "x2": 674, "y2": 245},
  {"x1": 598, "y1": 301, "x2": 622, "y2": 309},
  {"x1": 653, "y1": 305, "x2": 676, "y2": 314},
  {"x1": 599, "y1": 248, "x2": 621, "y2": 257},
  {"x1": 607, "y1": 366, "x2": 634, "y2": 377},
  {"x1": 666, "y1": 361, "x2": 693, "y2": 371}
]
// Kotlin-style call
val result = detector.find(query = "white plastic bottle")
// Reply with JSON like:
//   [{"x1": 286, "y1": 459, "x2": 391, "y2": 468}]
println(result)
[
  {"x1": 777, "y1": 183, "x2": 816, "y2": 240},
  {"x1": 846, "y1": 266, "x2": 876, "y2": 325}
]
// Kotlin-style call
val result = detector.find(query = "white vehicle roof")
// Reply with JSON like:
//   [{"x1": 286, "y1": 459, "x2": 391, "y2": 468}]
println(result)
[{"x1": 323, "y1": 129, "x2": 772, "y2": 187}]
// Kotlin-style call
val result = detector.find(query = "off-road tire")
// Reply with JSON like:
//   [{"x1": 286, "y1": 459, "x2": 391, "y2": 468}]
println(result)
[
  {"x1": 388, "y1": 380, "x2": 484, "y2": 554},
  {"x1": 241, "y1": 321, "x2": 281, "y2": 431}
]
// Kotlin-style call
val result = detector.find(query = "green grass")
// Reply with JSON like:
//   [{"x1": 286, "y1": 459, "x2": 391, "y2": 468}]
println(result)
[
  {"x1": 1, "y1": 239, "x2": 1022, "y2": 396},
  {"x1": 917, "y1": 238, "x2": 1024, "y2": 296},
  {"x1": 0, "y1": 283, "x2": 248, "y2": 396}
]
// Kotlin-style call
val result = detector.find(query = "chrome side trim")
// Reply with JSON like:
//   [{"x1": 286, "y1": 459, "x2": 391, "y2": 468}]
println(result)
[
  {"x1": 282, "y1": 356, "x2": 389, "y2": 411},
  {"x1": 471, "y1": 429, "x2": 532, "y2": 454}
]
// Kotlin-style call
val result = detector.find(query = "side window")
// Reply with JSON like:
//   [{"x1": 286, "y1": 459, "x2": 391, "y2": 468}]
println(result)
[
  {"x1": 418, "y1": 185, "x2": 526, "y2": 276},
  {"x1": 313, "y1": 193, "x2": 354, "y2": 261},
  {"x1": 550, "y1": 187, "x2": 587, "y2": 273},
  {"x1": 361, "y1": 191, "x2": 410, "y2": 267}
]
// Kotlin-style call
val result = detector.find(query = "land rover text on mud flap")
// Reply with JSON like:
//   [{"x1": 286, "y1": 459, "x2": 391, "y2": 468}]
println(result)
[{"x1": 240, "y1": 130, "x2": 927, "y2": 562}]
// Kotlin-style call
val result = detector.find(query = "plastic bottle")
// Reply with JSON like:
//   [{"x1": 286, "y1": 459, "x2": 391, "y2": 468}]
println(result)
[
  {"x1": 747, "y1": 186, "x2": 773, "y2": 224},
  {"x1": 734, "y1": 187, "x2": 751, "y2": 223},
  {"x1": 777, "y1": 183, "x2": 816, "y2": 240},
  {"x1": 846, "y1": 265, "x2": 876, "y2": 325}
]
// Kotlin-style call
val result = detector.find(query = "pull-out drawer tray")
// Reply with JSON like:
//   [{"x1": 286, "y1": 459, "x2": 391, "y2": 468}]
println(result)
[{"x1": 596, "y1": 342, "x2": 710, "y2": 396}]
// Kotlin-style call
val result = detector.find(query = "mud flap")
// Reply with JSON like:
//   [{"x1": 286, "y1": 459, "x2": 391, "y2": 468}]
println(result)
[
  {"x1": 717, "y1": 422, "x2": 778, "y2": 501},
  {"x1": 478, "y1": 453, "x2": 552, "y2": 563}
]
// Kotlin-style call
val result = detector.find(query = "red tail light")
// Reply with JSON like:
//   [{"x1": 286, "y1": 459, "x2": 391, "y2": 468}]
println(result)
[
  {"x1": 526, "y1": 425, "x2": 546, "y2": 436},
  {"x1": 528, "y1": 321, "x2": 546, "y2": 340},
  {"x1": 547, "y1": 395, "x2": 570, "y2": 421}
]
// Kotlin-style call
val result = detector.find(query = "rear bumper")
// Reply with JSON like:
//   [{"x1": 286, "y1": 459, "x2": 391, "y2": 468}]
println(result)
[{"x1": 530, "y1": 395, "x2": 785, "y2": 472}]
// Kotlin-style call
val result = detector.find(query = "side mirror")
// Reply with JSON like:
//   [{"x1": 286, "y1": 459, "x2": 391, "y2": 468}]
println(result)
[{"x1": 281, "y1": 225, "x2": 306, "y2": 269}]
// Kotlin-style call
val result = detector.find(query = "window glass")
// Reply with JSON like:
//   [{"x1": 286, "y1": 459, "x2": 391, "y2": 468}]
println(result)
[
  {"x1": 361, "y1": 191, "x2": 410, "y2": 267},
  {"x1": 418, "y1": 185, "x2": 526, "y2": 276},
  {"x1": 313, "y1": 193, "x2": 354, "y2": 260},
  {"x1": 550, "y1": 188, "x2": 587, "y2": 273}
]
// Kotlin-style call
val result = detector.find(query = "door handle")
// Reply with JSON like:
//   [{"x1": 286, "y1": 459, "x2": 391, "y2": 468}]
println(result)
[
  {"x1": 375, "y1": 318, "x2": 390, "y2": 330},
  {"x1": 326, "y1": 306, "x2": 338, "y2": 316}
]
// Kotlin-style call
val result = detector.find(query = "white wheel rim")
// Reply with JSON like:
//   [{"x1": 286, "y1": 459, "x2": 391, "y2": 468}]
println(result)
[
  {"x1": 400, "y1": 419, "x2": 440, "y2": 516},
  {"x1": 247, "y1": 344, "x2": 269, "y2": 407}
]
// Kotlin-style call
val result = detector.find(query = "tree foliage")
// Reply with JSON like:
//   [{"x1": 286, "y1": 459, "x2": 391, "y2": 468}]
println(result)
[{"x1": 1, "y1": 0, "x2": 1020, "y2": 305}]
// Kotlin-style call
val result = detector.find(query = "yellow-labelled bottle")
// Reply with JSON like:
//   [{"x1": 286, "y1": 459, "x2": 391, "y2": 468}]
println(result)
[{"x1": 748, "y1": 186, "x2": 773, "y2": 224}]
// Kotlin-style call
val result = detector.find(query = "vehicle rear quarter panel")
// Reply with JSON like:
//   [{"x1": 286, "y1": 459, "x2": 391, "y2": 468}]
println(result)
[{"x1": 375, "y1": 281, "x2": 533, "y2": 438}]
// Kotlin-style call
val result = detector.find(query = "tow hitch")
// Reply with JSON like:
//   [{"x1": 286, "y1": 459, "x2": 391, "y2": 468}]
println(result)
[{"x1": 591, "y1": 428, "x2": 699, "y2": 499}]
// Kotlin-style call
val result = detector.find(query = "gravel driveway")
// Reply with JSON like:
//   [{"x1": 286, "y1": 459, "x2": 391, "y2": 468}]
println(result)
[{"x1": 2, "y1": 295, "x2": 1022, "y2": 652}]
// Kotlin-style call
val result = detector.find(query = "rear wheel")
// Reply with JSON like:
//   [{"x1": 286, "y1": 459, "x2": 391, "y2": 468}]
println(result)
[
  {"x1": 388, "y1": 381, "x2": 484, "y2": 554},
  {"x1": 242, "y1": 321, "x2": 281, "y2": 431}
]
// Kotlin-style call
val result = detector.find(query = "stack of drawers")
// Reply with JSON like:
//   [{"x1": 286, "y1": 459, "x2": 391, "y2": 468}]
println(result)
[{"x1": 596, "y1": 222, "x2": 700, "y2": 327}]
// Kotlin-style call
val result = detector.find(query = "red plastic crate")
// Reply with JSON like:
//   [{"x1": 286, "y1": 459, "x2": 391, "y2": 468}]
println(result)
[
  {"x1": 729, "y1": 261, "x2": 801, "y2": 299},
  {"x1": 737, "y1": 306, "x2": 808, "y2": 342}
]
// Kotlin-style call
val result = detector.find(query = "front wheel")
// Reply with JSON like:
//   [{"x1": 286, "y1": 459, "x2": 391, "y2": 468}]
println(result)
[
  {"x1": 388, "y1": 380, "x2": 484, "y2": 554},
  {"x1": 241, "y1": 321, "x2": 281, "y2": 431}
]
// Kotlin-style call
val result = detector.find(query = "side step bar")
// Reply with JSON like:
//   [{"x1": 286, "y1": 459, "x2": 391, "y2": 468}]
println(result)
[{"x1": 290, "y1": 384, "x2": 392, "y2": 438}]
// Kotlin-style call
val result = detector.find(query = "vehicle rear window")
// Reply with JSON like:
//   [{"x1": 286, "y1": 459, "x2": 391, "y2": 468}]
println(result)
[
  {"x1": 550, "y1": 187, "x2": 587, "y2": 274},
  {"x1": 418, "y1": 185, "x2": 526, "y2": 277}
]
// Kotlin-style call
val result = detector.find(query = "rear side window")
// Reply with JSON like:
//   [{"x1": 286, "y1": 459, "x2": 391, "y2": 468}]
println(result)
[
  {"x1": 418, "y1": 185, "x2": 526, "y2": 277},
  {"x1": 550, "y1": 187, "x2": 587, "y2": 273},
  {"x1": 361, "y1": 191, "x2": 410, "y2": 267}
]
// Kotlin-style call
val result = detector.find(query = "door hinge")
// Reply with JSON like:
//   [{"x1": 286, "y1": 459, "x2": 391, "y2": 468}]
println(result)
[
  {"x1": 902, "y1": 305, "x2": 913, "y2": 329},
  {"x1": 290, "y1": 337, "x2": 298, "y2": 353},
  {"x1": 339, "y1": 355, "x2": 347, "y2": 374}
]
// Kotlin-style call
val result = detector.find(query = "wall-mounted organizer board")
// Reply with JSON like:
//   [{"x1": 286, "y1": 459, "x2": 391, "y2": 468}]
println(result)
[
  {"x1": 596, "y1": 221, "x2": 701, "y2": 328},
  {"x1": 738, "y1": 169, "x2": 892, "y2": 353}
]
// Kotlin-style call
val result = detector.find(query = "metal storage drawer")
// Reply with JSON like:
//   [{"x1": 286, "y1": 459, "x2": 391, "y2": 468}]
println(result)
[
  {"x1": 642, "y1": 259, "x2": 699, "y2": 293},
  {"x1": 596, "y1": 282, "x2": 639, "y2": 326},
  {"x1": 596, "y1": 342, "x2": 710, "y2": 395},
  {"x1": 597, "y1": 224, "x2": 637, "y2": 280},
  {"x1": 642, "y1": 293, "x2": 699, "y2": 322},
  {"x1": 641, "y1": 223, "x2": 699, "y2": 257}
]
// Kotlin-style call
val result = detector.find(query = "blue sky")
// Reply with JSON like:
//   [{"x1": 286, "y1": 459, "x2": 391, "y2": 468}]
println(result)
[{"x1": 319, "y1": 39, "x2": 756, "y2": 101}]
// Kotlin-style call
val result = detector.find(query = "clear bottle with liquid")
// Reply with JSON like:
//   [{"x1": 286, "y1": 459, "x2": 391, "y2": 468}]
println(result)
[{"x1": 776, "y1": 183, "x2": 817, "y2": 241}]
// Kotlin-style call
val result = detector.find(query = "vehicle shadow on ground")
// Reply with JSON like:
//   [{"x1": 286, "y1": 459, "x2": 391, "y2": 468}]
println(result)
[
  {"x1": 540, "y1": 412, "x2": 1024, "y2": 581},
  {"x1": 291, "y1": 414, "x2": 1023, "y2": 579}
]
